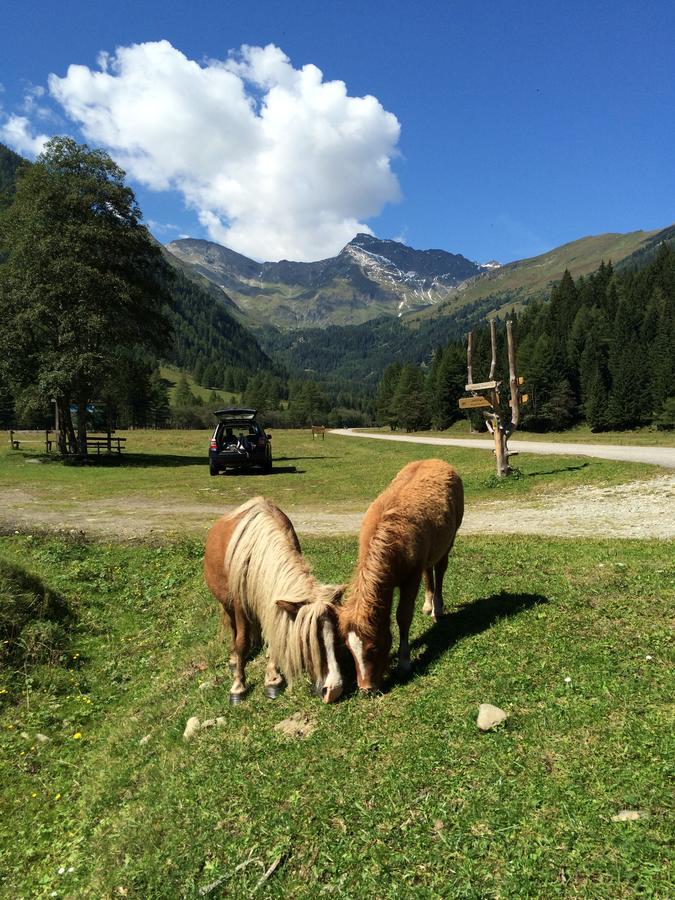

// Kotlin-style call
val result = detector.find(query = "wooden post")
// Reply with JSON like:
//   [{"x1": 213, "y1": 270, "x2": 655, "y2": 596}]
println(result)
[
  {"x1": 506, "y1": 321, "x2": 519, "y2": 435},
  {"x1": 492, "y1": 423, "x2": 509, "y2": 476},
  {"x1": 489, "y1": 319, "x2": 497, "y2": 380},
  {"x1": 458, "y1": 319, "x2": 524, "y2": 478}
]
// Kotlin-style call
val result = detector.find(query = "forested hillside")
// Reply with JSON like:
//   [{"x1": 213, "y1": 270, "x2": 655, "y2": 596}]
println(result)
[
  {"x1": 0, "y1": 143, "x2": 24, "y2": 198},
  {"x1": 378, "y1": 245, "x2": 675, "y2": 432}
]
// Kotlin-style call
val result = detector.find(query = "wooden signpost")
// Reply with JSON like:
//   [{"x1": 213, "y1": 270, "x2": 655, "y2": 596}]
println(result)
[{"x1": 460, "y1": 319, "x2": 527, "y2": 477}]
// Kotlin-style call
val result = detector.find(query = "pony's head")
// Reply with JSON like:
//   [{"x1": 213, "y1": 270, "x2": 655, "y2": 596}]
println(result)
[
  {"x1": 339, "y1": 613, "x2": 392, "y2": 693},
  {"x1": 276, "y1": 586, "x2": 346, "y2": 703}
]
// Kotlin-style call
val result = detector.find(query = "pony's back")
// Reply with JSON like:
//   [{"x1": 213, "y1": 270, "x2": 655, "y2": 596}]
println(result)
[{"x1": 359, "y1": 459, "x2": 463, "y2": 571}]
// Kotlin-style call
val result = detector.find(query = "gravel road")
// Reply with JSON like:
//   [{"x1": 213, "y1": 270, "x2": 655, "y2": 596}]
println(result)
[{"x1": 328, "y1": 429, "x2": 675, "y2": 468}]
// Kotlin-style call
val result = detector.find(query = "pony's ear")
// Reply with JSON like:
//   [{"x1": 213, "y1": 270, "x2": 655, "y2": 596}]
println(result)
[{"x1": 276, "y1": 599, "x2": 306, "y2": 618}]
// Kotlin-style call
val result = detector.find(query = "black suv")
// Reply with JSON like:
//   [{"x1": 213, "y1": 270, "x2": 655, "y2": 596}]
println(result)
[{"x1": 209, "y1": 408, "x2": 272, "y2": 475}]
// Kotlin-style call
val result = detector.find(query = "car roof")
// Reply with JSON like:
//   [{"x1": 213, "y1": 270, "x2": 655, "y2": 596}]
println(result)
[{"x1": 214, "y1": 408, "x2": 258, "y2": 422}]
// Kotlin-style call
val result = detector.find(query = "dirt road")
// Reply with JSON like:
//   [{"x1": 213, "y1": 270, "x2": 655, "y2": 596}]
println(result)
[
  {"x1": 328, "y1": 429, "x2": 675, "y2": 468},
  {"x1": 2, "y1": 474, "x2": 674, "y2": 540}
]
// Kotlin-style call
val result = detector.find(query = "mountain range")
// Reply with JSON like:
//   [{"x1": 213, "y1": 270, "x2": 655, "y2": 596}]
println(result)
[
  {"x1": 2, "y1": 141, "x2": 673, "y2": 391},
  {"x1": 166, "y1": 226, "x2": 670, "y2": 332},
  {"x1": 166, "y1": 233, "x2": 491, "y2": 328}
]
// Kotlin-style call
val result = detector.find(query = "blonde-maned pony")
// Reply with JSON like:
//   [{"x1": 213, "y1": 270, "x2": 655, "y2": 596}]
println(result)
[
  {"x1": 204, "y1": 496, "x2": 345, "y2": 704},
  {"x1": 338, "y1": 459, "x2": 464, "y2": 691}
]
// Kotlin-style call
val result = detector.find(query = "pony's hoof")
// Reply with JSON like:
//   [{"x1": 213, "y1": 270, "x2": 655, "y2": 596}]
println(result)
[
  {"x1": 229, "y1": 692, "x2": 245, "y2": 705},
  {"x1": 264, "y1": 683, "x2": 284, "y2": 700}
]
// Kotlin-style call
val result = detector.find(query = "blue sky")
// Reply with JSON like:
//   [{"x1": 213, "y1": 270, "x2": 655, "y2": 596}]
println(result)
[{"x1": 1, "y1": 0, "x2": 673, "y2": 263}]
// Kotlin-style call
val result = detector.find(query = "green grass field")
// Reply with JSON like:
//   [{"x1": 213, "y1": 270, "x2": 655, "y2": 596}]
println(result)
[
  {"x1": 1, "y1": 431, "x2": 673, "y2": 896},
  {"x1": 1, "y1": 533, "x2": 672, "y2": 897}
]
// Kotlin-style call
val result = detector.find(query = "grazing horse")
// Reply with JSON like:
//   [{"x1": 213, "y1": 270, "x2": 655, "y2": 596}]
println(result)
[
  {"x1": 338, "y1": 459, "x2": 464, "y2": 691},
  {"x1": 204, "y1": 496, "x2": 345, "y2": 704}
]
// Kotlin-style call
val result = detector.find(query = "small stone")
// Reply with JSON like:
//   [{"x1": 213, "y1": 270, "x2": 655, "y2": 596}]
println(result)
[
  {"x1": 645, "y1": 655, "x2": 653, "y2": 661},
  {"x1": 564, "y1": 676, "x2": 572, "y2": 684},
  {"x1": 183, "y1": 716, "x2": 201, "y2": 741},
  {"x1": 35, "y1": 734, "x2": 50, "y2": 744},
  {"x1": 477, "y1": 703, "x2": 508, "y2": 732},
  {"x1": 138, "y1": 734, "x2": 151, "y2": 745},
  {"x1": 215, "y1": 717, "x2": 226, "y2": 727},
  {"x1": 20, "y1": 731, "x2": 30, "y2": 740},
  {"x1": 611, "y1": 809, "x2": 645, "y2": 822},
  {"x1": 200, "y1": 718, "x2": 216, "y2": 730}
]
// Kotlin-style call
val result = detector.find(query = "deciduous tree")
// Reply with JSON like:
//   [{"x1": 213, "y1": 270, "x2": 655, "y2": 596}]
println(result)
[{"x1": 0, "y1": 137, "x2": 171, "y2": 455}]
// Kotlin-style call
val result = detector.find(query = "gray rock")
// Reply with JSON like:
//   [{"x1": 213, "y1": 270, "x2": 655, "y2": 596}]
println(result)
[
  {"x1": 215, "y1": 717, "x2": 226, "y2": 727},
  {"x1": 183, "y1": 716, "x2": 201, "y2": 741},
  {"x1": 200, "y1": 718, "x2": 216, "y2": 730},
  {"x1": 35, "y1": 733, "x2": 50, "y2": 744},
  {"x1": 477, "y1": 703, "x2": 507, "y2": 731}
]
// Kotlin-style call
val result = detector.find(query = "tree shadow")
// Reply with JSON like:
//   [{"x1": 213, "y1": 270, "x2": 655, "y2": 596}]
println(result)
[
  {"x1": 274, "y1": 455, "x2": 341, "y2": 462},
  {"x1": 81, "y1": 453, "x2": 208, "y2": 468},
  {"x1": 380, "y1": 591, "x2": 548, "y2": 692},
  {"x1": 224, "y1": 466, "x2": 303, "y2": 476},
  {"x1": 522, "y1": 462, "x2": 589, "y2": 477}
]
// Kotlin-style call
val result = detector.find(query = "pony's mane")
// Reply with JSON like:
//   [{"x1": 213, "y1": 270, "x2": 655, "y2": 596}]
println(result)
[
  {"x1": 224, "y1": 497, "x2": 338, "y2": 685},
  {"x1": 339, "y1": 509, "x2": 400, "y2": 642}
]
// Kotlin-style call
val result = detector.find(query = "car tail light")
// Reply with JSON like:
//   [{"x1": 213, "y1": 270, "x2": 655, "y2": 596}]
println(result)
[{"x1": 209, "y1": 439, "x2": 217, "y2": 450}]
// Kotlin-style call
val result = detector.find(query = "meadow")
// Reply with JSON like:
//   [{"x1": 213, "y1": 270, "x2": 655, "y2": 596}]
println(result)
[
  {"x1": 1, "y1": 432, "x2": 673, "y2": 897},
  {"x1": 0, "y1": 428, "x2": 666, "y2": 539}
]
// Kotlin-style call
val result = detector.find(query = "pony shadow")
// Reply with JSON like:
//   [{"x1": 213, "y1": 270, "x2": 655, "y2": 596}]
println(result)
[{"x1": 381, "y1": 591, "x2": 548, "y2": 692}]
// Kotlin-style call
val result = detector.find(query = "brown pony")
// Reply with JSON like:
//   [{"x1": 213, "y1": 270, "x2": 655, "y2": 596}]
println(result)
[
  {"x1": 204, "y1": 496, "x2": 345, "y2": 704},
  {"x1": 338, "y1": 459, "x2": 464, "y2": 691}
]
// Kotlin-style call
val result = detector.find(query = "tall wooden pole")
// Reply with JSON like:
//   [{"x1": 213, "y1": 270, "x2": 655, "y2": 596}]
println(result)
[{"x1": 506, "y1": 321, "x2": 519, "y2": 435}]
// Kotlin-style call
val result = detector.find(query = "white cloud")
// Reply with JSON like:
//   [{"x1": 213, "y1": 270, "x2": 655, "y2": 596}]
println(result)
[
  {"x1": 0, "y1": 114, "x2": 49, "y2": 156},
  {"x1": 44, "y1": 40, "x2": 401, "y2": 261}
]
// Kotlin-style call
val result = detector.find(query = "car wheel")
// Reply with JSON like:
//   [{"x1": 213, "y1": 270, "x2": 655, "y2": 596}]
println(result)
[
  {"x1": 209, "y1": 461, "x2": 220, "y2": 476},
  {"x1": 264, "y1": 455, "x2": 272, "y2": 474}
]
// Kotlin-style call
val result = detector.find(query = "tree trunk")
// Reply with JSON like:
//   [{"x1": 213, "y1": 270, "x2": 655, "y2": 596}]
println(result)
[
  {"x1": 56, "y1": 397, "x2": 77, "y2": 456},
  {"x1": 492, "y1": 425, "x2": 511, "y2": 477},
  {"x1": 76, "y1": 395, "x2": 88, "y2": 458}
]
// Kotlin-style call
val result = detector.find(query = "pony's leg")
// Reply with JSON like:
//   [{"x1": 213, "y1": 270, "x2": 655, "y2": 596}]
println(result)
[
  {"x1": 396, "y1": 575, "x2": 421, "y2": 675},
  {"x1": 422, "y1": 567, "x2": 435, "y2": 616},
  {"x1": 219, "y1": 605, "x2": 238, "y2": 672},
  {"x1": 432, "y1": 552, "x2": 450, "y2": 621},
  {"x1": 229, "y1": 604, "x2": 251, "y2": 703},
  {"x1": 264, "y1": 651, "x2": 285, "y2": 700}
]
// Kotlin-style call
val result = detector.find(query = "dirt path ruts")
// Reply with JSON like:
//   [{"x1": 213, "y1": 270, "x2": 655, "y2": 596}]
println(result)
[{"x1": 1, "y1": 475, "x2": 674, "y2": 540}]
